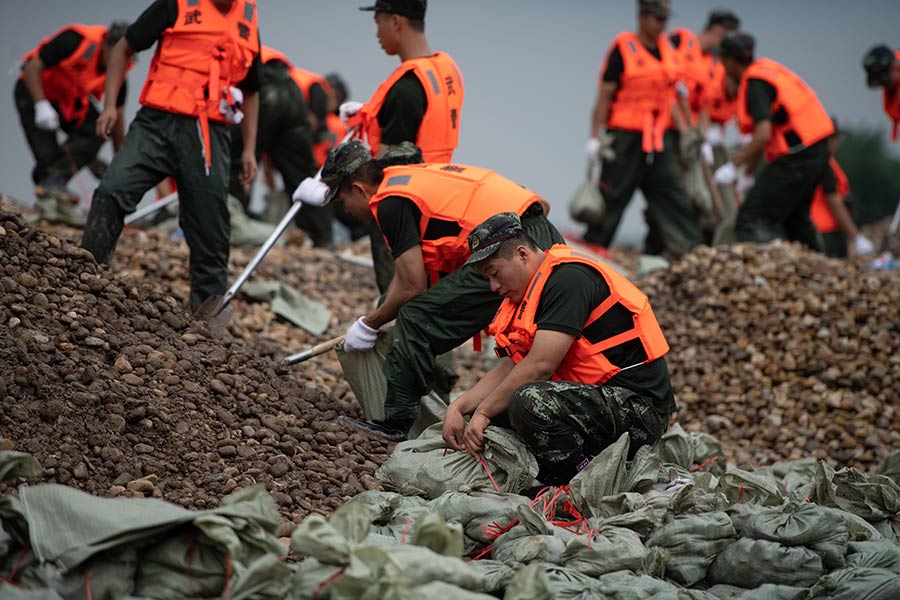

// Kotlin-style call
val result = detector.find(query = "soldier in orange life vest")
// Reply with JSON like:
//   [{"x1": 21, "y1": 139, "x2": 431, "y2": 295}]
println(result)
[
  {"x1": 16, "y1": 21, "x2": 130, "y2": 226},
  {"x1": 714, "y1": 32, "x2": 834, "y2": 251},
  {"x1": 294, "y1": 141, "x2": 563, "y2": 440},
  {"x1": 809, "y1": 121, "x2": 874, "y2": 258},
  {"x1": 862, "y1": 45, "x2": 900, "y2": 142},
  {"x1": 298, "y1": 0, "x2": 465, "y2": 294},
  {"x1": 584, "y1": 0, "x2": 702, "y2": 259},
  {"x1": 81, "y1": 0, "x2": 261, "y2": 311},
  {"x1": 442, "y1": 213, "x2": 675, "y2": 485}
]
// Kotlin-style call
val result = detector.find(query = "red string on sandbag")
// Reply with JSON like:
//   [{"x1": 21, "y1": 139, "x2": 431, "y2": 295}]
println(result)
[
  {"x1": 220, "y1": 554, "x2": 232, "y2": 600},
  {"x1": 313, "y1": 567, "x2": 346, "y2": 600},
  {"x1": 691, "y1": 455, "x2": 719, "y2": 473},
  {"x1": 737, "y1": 486, "x2": 745, "y2": 503},
  {"x1": 475, "y1": 453, "x2": 502, "y2": 493},
  {"x1": 400, "y1": 515, "x2": 414, "y2": 544},
  {"x1": 0, "y1": 548, "x2": 28, "y2": 588},
  {"x1": 83, "y1": 568, "x2": 93, "y2": 600}
]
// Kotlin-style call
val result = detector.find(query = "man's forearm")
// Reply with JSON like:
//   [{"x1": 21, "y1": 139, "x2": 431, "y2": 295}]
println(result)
[
  {"x1": 475, "y1": 354, "x2": 556, "y2": 419},
  {"x1": 454, "y1": 359, "x2": 515, "y2": 416},
  {"x1": 825, "y1": 193, "x2": 860, "y2": 238},
  {"x1": 590, "y1": 85, "x2": 614, "y2": 137},
  {"x1": 733, "y1": 121, "x2": 770, "y2": 169},
  {"x1": 365, "y1": 272, "x2": 425, "y2": 329},
  {"x1": 113, "y1": 107, "x2": 126, "y2": 150},
  {"x1": 240, "y1": 92, "x2": 259, "y2": 151},
  {"x1": 23, "y1": 59, "x2": 47, "y2": 103},
  {"x1": 104, "y1": 39, "x2": 133, "y2": 111}
]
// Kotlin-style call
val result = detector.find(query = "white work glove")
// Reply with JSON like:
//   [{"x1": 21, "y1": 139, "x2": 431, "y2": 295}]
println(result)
[
  {"x1": 34, "y1": 99, "x2": 60, "y2": 131},
  {"x1": 586, "y1": 131, "x2": 615, "y2": 162},
  {"x1": 713, "y1": 161, "x2": 738, "y2": 186},
  {"x1": 219, "y1": 86, "x2": 244, "y2": 124},
  {"x1": 291, "y1": 177, "x2": 330, "y2": 207},
  {"x1": 339, "y1": 100, "x2": 364, "y2": 123},
  {"x1": 853, "y1": 234, "x2": 875, "y2": 255},
  {"x1": 700, "y1": 142, "x2": 714, "y2": 166},
  {"x1": 705, "y1": 126, "x2": 725, "y2": 147},
  {"x1": 736, "y1": 171, "x2": 755, "y2": 198},
  {"x1": 343, "y1": 317, "x2": 379, "y2": 352}
]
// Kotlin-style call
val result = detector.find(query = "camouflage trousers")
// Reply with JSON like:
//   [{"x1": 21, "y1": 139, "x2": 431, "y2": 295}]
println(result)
[{"x1": 504, "y1": 381, "x2": 670, "y2": 485}]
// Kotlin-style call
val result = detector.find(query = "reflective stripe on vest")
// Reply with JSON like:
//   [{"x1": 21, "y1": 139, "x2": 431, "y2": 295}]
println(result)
[
  {"x1": 883, "y1": 50, "x2": 900, "y2": 142},
  {"x1": 810, "y1": 157, "x2": 850, "y2": 234},
  {"x1": 706, "y1": 57, "x2": 736, "y2": 125},
  {"x1": 735, "y1": 58, "x2": 834, "y2": 162},
  {"x1": 21, "y1": 24, "x2": 112, "y2": 125},
  {"x1": 488, "y1": 245, "x2": 669, "y2": 385},
  {"x1": 606, "y1": 31, "x2": 680, "y2": 153},
  {"x1": 140, "y1": 0, "x2": 259, "y2": 171},
  {"x1": 368, "y1": 164, "x2": 541, "y2": 275},
  {"x1": 350, "y1": 52, "x2": 464, "y2": 162}
]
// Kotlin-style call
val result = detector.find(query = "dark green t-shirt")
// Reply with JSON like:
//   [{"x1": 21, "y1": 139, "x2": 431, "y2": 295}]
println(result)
[
  {"x1": 377, "y1": 71, "x2": 427, "y2": 146},
  {"x1": 535, "y1": 263, "x2": 677, "y2": 413}
]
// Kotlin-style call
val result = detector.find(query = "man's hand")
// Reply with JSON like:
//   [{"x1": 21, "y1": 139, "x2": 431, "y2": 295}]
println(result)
[
  {"x1": 586, "y1": 131, "x2": 615, "y2": 162},
  {"x1": 705, "y1": 125, "x2": 725, "y2": 147},
  {"x1": 96, "y1": 106, "x2": 118, "y2": 141},
  {"x1": 34, "y1": 100, "x2": 60, "y2": 131},
  {"x1": 292, "y1": 177, "x2": 330, "y2": 206},
  {"x1": 343, "y1": 317, "x2": 379, "y2": 352},
  {"x1": 239, "y1": 148, "x2": 257, "y2": 186},
  {"x1": 462, "y1": 411, "x2": 491, "y2": 454},
  {"x1": 736, "y1": 171, "x2": 755, "y2": 198},
  {"x1": 853, "y1": 234, "x2": 875, "y2": 255},
  {"x1": 339, "y1": 100, "x2": 364, "y2": 123},
  {"x1": 442, "y1": 404, "x2": 467, "y2": 451},
  {"x1": 714, "y1": 161, "x2": 738, "y2": 186}
]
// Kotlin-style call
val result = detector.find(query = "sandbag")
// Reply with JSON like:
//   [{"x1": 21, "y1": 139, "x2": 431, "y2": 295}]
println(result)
[
  {"x1": 470, "y1": 560, "x2": 516, "y2": 595},
  {"x1": 427, "y1": 490, "x2": 530, "y2": 547},
  {"x1": 761, "y1": 458, "x2": 818, "y2": 495},
  {"x1": 491, "y1": 529, "x2": 567, "y2": 565},
  {"x1": 376, "y1": 423, "x2": 538, "y2": 499},
  {"x1": 846, "y1": 540, "x2": 900, "y2": 572},
  {"x1": 562, "y1": 526, "x2": 651, "y2": 577},
  {"x1": 645, "y1": 511, "x2": 735, "y2": 586},
  {"x1": 706, "y1": 584, "x2": 808, "y2": 600},
  {"x1": 0, "y1": 449, "x2": 42, "y2": 482},
  {"x1": 812, "y1": 462, "x2": 900, "y2": 522},
  {"x1": 729, "y1": 501, "x2": 849, "y2": 569},
  {"x1": 658, "y1": 424, "x2": 726, "y2": 475},
  {"x1": 708, "y1": 538, "x2": 824, "y2": 588},
  {"x1": 716, "y1": 469, "x2": 784, "y2": 506},
  {"x1": 409, "y1": 511, "x2": 465, "y2": 557},
  {"x1": 568, "y1": 433, "x2": 630, "y2": 517},
  {"x1": 412, "y1": 581, "x2": 497, "y2": 600},
  {"x1": 595, "y1": 569, "x2": 721, "y2": 599},
  {"x1": 568, "y1": 178, "x2": 605, "y2": 226},
  {"x1": 877, "y1": 449, "x2": 900, "y2": 484},
  {"x1": 504, "y1": 564, "x2": 607, "y2": 600},
  {"x1": 807, "y1": 566, "x2": 900, "y2": 600}
]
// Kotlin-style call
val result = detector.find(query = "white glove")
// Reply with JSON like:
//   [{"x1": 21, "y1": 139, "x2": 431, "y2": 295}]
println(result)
[
  {"x1": 34, "y1": 99, "x2": 60, "y2": 131},
  {"x1": 585, "y1": 137, "x2": 601, "y2": 161},
  {"x1": 736, "y1": 171, "x2": 755, "y2": 198},
  {"x1": 853, "y1": 234, "x2": 875, "y2": 255},
  {"x1": 586, "y1": 131, "x2": 616, "y2": 162},
  {"x1": 705, "y1": 126, "x2": 725, "y2": 147},
  {"x1": 339, "y1": 100, "x2": 364, "y2": 123},
  {"x1": 700, "y1": 142, "x2": 714, "y2": 166},
  {"x1": 713, "y1": 161, "x2": 738, "y2": 185},
  {"x1": 739, "y1": 133, "x2": 753, "y2": 146},
  {"x1": 344, "y1": 317, "x2": 379, "y2": 352},
  {"x1": 292, "y1": 177, "x2": 330, "y2": 207},
  {"x1": 219, "y1": 86, "x2": 244, "y2": 124}
]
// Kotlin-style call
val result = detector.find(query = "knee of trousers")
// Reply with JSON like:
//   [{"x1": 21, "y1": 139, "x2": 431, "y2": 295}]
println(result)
[{"x1": 508, "y1": 382, "x2": 557, "y2": 432}]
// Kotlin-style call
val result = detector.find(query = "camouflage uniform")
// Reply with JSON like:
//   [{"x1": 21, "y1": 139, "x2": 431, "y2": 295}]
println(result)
[{"x1": 506, "y1": 381, "x2": 671, "y2": 485}]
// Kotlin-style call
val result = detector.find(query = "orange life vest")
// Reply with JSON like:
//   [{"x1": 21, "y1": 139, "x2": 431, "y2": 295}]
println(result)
[
  {"x1": 289, "y1": 67, "x2": 333, "y2": 103},
  {"x1": 368, "y1": 164, "x2": 541, "y2": 276},
  {"x1": 488, "y1": 245, "x2": 670, "y2": 385},
  {"x1": 21, "y1": 24, "x2": 122, "y2": 126},
  {"x1": 140, "y1": 0, "x2": 259, "y2": 170},
  {"x1": 350, "y1": 52, "x2": 464, "y2": 162},
  {"x1": 671, "y1": 27, "x2": 707, "y2": 121},
  {"x1": 883, "y1": 50, "x2": 900, "y2": 142},
  {"x1": 706, "y1": 57, "x2": 736, "y2": 125},
  {"x1": 809, "y1": 157, "x2": 850, "y2": 234},
  {"x1": 313, "y1": 113, "x2": 347, "y2": 168},
  {"x1": 259, "y1": 45, "x2": 291, "y2": 68},
  {"x1": 736, "y1": 58, "x2": 834, "y2": 162},
  {"x1": 606, "y1": 31, "x2": 680, "y2": 153}
]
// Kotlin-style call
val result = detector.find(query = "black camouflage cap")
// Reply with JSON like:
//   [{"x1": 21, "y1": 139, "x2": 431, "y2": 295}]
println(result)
[
  {"x1": 359, "y1": 0, "x2": 426, "y2": 21},
  {"x1": 705, "y1": 9, "x2": 739, "y2": 31},
  {"x1": 863, "y1": 45, "x2": 896, "y2": 88},
  {"x1": 464, "y1": 212, "x2": 524, "y2": 266},
  {"x1": 320, "y1": 140, "x2": 372, "y2": 204},
  {"x1": 638, "y1": 0, "x2": 671, "y2": 18},
  {"x1": 720, "y1": 31, "x2": 755, "y2": 64}
]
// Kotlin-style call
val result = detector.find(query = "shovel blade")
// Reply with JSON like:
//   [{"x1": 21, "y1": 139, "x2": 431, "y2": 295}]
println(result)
[{"x1": 193, "y1": 295, "x2": 233, "y2": 333}]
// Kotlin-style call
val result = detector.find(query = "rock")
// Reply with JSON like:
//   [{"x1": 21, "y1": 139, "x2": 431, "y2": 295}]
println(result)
[
  {"x1": 126, "y1": 479, "x2": 156, "y2": 494},
  {"x1": 83, "y1": 336, "x2": 104, "y2": 347},
  {"x1": 114, "y1": 355, "x2": 133, "y2": 374},
  {"x1": 17, "y1": 272, "x2": 37, "y2": 288}
]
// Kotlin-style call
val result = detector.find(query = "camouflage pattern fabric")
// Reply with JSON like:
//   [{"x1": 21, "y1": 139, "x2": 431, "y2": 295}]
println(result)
[{"x1": 506, "y1": 381, "x2": 671, "y2": 485}]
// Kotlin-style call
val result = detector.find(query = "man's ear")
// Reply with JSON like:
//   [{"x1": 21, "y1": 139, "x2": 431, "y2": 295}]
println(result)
[{"x1": 516, "y1": 245, "x2": 529, "y2": 262}]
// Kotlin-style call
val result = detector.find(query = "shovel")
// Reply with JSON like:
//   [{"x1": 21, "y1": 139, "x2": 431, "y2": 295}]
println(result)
[
  {"x1": 194, "y1": 128, "x2": 357, "y2": 329},
  {"x1": 124, "y1": 193, "x2": 179, "y2": 226},
  {"x1": 281, "y1": 335, "x2": 345, "y2": 366}
]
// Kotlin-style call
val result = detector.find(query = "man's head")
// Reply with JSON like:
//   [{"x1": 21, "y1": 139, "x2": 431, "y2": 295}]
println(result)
[
  {"x1": 360, "y1": 0, "x2": 426, "y2": 55},
  {"x1": 101, "y1": 20, "x2": 128, "y2": 66},
  {"x1": 466, "y1": 213, "x2": 542, "y2": 304},
  {"x1": 637, "y1": 0, "x2": 670, "y2": 39},
  {"x1": 719, "y1": 31, "x2": 755, "y2": 81},
  {"x1": 701, "y1": 9, "x2": 740, "y2": 51},
  {"x1": 325, "y1": 72, "x2": 350, "y2": 107},
  {"x1": 862, "y1": 44, "x2": 899, "y2": 89}
]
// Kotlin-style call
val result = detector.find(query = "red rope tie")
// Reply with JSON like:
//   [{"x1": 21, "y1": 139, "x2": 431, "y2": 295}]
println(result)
[
  {"x1": 220, "y1": 555, "x2": 232, "y2": 600},
  {"x1": 737, "y1": 486, "x2": 745, "y2": 504},
  {"x1": 475, "y1": 453, "x2": 502, "y2": 493},
  {"x1": 313, "y1": 567, "x2": 346, "y2": 600},
  {"x1": 83, "y1": 568, "x2": 93, "y2": 600},
  {"x1": 7, "y1": 548, "x2": 28, "y2": 583},
  {"x1": 400, "y1": 516, "x2": 414, "y2": 544},
  {"x1": 691, "y1": 455, "x2": 720, "y2": 473}
]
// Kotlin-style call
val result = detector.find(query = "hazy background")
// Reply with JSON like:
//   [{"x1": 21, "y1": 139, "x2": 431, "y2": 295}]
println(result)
[{"x1": 2, "y1": 0, "x2": 898, "y2": 244}]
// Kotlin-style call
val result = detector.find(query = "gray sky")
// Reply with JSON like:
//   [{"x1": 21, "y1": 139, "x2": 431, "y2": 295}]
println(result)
[{"x1": 2, "y1": 1, "x2": 899, "y2": 244}]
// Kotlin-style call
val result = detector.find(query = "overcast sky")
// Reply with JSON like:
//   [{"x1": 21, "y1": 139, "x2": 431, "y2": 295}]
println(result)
[{"x1": 2, "y1": 1, "x2": 898, "y2": 244}]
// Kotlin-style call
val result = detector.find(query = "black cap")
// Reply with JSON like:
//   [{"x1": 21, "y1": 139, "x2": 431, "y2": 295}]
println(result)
[
  {"x1": 638, "y1": 0, "x2": 671, "y2": 18},
  {"x1": 720, "y1": 31, "x2": 755, "y2": 64},
  {"x1": 464, "y1": 213, "x2": 524, "y2": 266},
  {"x1": 863, "y1": 45, "x2": 896, "y2": 88},
  {"x1": 359, "y1": 0, "x2": 426, "y2": 20},
  {"x1": 705, "y1": 9, "x2": 740, "y2": 31},
  {"x1": 325, "y1": 73, "x2": 349, "y2": 103},
  {"x1": 106, "y1": 20, "x2": 128, "y2": 46}
]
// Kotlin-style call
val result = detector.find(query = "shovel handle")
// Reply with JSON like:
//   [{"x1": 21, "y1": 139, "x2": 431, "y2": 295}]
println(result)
[
  {"x1": 124, "y1": 193, "x2": 179, "y2": 225},
  {"x1": 282, "y1": 335, "x2": 345, "y2": 366}
]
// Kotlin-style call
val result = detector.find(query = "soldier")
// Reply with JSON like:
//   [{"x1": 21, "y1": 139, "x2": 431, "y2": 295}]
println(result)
[
  {"x1": 862, "y1": 45, "x2": 900, "y2": 142},
  {"x1": 443, "y1": 214, "x2": 675, "y2": 485}
]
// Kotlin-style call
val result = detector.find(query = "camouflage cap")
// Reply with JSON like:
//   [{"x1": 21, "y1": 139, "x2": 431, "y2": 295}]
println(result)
[
  {"x1": 320, "y1": 140, "x2": 372, "y2": 204},
  {"x1": 464, "y1": 212, "x2": 524, "y2": 266},
  {"x1": 720, "y1": 31, "x2": 755, "y2": 64},
  {"x1": 863, "y1": 45, "x2": 896, "y2": 88},
  {"x1": 638, "y1": 0, "x2": 671, "y2": 18}
]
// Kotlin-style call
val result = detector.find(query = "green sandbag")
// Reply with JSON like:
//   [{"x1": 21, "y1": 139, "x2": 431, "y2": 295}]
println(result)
[
  {"x1": 658, "y1": 424, "x2": 726, "y2": 475},
  {"x1": 491, "y1": 507, "x2": 575, "y2": 565},
  {"x1": 729, "y1": 501, "x2": 849, "y2": 569},
  {"x1": 426, "y1": 490, "x2": 530, "y2": 546},
  {"x1": 410, "y1": 512, "x2": 465, "y2": 557},
  {"x1": 375, "y1": 423, "x2": 538, "y2": 499},
  {"x1": 706, "y1": 583, "x2": 808, "y2": 600},
  {"x1": 877, "y1": 449, "x2": 900, "y2": 484},
  {"x1": 412, "y1": 581, "x2": 497, "y2": 600},
  {"x1": 716, "y1": 469, "x2": 784, "y2": 506},
  {"x1": 812, "y1": 462, "x2": 900, "y2": 522},
  {"x1": 807, "y1": 566, "x2": 900, "y2": 600},
  {"x1": 0, "y1": 449, "x2": 43, "y2": 482},
  {"x1": 595, "y1": 569, "x2": 722, "y2": 599},
  {"x1": 469, "y1": 560, "x2": 516, "y2": 595},
  {"x1": 568, "y1": 433, "x2": 630, "y2": 517},
  {"x1": 646, "y1": 511, "x2": 735, "y2": 586},
  {"x1": 503, "y1": 564, "x2": 607, "y2": 600},
  {"x1": 290, "y1": 557, "x2": 345, "y2": 600},
  {"x1": 0, "y1": 582, "x2": 63, "y2": 600},
  {"x1": 760, "y1": 458, "x2": 818, "y2": 495},
  {"x1": 847, "y1": 541, "x2": 900, "y2": 572},
  {"x1": 562, "y1": 526, "x2": 651, "y2": 577},
  {"x1": 708, "y1": 538, "x2": 824, "y2": 588}
]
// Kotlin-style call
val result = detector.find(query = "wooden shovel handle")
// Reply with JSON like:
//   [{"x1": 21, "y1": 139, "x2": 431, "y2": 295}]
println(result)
[{"x1": 282, "y1": 335, "x2": 345, "y2": 366}]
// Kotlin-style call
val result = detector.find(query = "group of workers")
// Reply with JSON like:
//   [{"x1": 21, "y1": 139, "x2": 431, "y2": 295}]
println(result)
[{"x1": 13, "y1": 0, "x2": 900, "y2": 488}]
